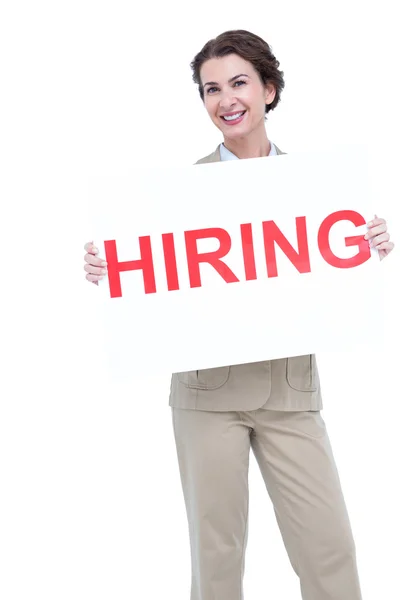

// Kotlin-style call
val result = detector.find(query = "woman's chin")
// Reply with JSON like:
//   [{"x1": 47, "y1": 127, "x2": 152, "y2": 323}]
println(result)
[{"x1": 223, "y1": 126, "x2": 251, "y2": 141}]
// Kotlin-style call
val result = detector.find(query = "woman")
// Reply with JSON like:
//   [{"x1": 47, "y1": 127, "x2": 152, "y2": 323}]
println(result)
[{"x1": 83, "y1": 30, "x2": 394, "y2": 600}]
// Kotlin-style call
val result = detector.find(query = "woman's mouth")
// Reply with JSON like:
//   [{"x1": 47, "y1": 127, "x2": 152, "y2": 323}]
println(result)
[{"x1": 220, "y1": 110, "x2": 246, "y2": 125}]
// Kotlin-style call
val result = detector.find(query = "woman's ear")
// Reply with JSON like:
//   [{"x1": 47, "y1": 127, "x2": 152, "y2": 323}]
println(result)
[{"x1": 265, "y1": 82, "x2": 276, "y2": 106}]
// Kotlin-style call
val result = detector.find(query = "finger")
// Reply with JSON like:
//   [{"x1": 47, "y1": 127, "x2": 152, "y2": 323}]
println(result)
[
  {"x1": 364, "y1": 224, "x2": 387, "y2": 239},
  {"x1": 86, "y1": 273, "x2": 105, "y2": 283},
  {"x1": 376, "y1": 241, "x2": 395, "y2": 251},
  {"x1": 370, "y1": 232, "x2": 390, "y2": 247},
  {"x1": 367, "y1": 217, "x2": 386, "y2": 229},
  {"x1": 84, "y1": 241, "x2": 100, "y2": 255},
  {"x1": 84, "y1": 252, "x2": 107, "y2": 267},
  {"x1": 83, "y1": 241, "x2": 93, "y2": 252},
  {"x1": 84, "y1": 263, "x2": 108, "y2": 276}
]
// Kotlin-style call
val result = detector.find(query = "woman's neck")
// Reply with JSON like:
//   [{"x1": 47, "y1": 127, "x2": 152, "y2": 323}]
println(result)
[{"x1": 223, "y1": 129, "x2": 271, "y2": 160}]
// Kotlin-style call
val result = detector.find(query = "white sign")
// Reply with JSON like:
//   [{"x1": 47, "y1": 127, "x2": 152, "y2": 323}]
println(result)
[{"x1": 89, "y1": 146, "x2": 381, "y2": 380}]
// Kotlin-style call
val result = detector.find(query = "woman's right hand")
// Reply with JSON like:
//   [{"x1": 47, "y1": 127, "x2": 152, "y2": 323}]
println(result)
[{"x1": 84, "y1": 241, "x2": 108, "y2": 285}]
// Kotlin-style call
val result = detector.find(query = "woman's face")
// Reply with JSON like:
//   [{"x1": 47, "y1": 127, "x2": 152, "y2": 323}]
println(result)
[{"x1": 200, "y1": 53, "x2": 276, "y2": 140}]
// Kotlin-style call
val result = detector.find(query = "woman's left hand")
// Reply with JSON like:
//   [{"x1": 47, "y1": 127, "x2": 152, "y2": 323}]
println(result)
[{"x1": 364, "y1": 215, "x2": 395, "y2": 260}]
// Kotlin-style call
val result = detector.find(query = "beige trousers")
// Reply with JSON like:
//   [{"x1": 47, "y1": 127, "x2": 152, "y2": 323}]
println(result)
[{"x1": 172, "y1": 407, "x2": 362, "y2": 600}]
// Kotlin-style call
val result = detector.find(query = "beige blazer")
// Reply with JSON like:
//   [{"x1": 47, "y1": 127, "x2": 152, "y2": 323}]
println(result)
[{"x1": 168, "y1": 144, "x2": 323, "y2": 412}]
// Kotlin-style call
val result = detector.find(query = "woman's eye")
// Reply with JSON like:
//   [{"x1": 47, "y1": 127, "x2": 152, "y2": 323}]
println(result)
[{"x1": 206, "y1": 81, "x2": 245, "y2": 94}]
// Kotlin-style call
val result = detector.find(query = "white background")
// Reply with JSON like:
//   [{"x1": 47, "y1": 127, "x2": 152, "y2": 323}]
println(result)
[{"x1": 1, "y1": 1, "x2": 399, "y2": 599}]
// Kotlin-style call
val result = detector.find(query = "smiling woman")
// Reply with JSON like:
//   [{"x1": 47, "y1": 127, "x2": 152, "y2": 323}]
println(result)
[
  {"x1": 83, "y1": 28, "x2": 395, "y2": 600},
  {"x1": 190, "y1": 30, "x2": 284, "y2": 160}
]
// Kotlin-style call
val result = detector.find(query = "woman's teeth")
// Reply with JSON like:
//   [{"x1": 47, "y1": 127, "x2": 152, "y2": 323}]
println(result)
[{"x1": 222, "y1": 111, "x2": 245, "y2": 121}]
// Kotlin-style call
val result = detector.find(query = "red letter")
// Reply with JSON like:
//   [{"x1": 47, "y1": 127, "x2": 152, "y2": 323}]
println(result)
[
  {"x1": 104, "y1": 237, "x2": 156, "y2": 298},
  {"x1": 262, "y1": 217, "x2": 311, "y2": 278},
  {"x1": 184, "y1": 228, "x2": 239, "y2": 288},
  {"x1": 241, "y1": 223, "x2": 257, "y2": 280},
  {"x1": 162, "y1": 233, "x2": 180, "y2": 291},
  {"x1": 318, "y1": 210, "x2": 370, "y2": 268}
]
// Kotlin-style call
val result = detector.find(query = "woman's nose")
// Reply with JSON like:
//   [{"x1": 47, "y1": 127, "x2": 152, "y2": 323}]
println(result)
[{"x1": 219, "y1": 91, "x2": 237, "y2": 110}]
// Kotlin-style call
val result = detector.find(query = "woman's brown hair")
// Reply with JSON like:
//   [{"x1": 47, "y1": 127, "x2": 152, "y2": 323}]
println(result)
[{"x1": 190, "y1": 29, "x2": 285, "y2": 115}]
